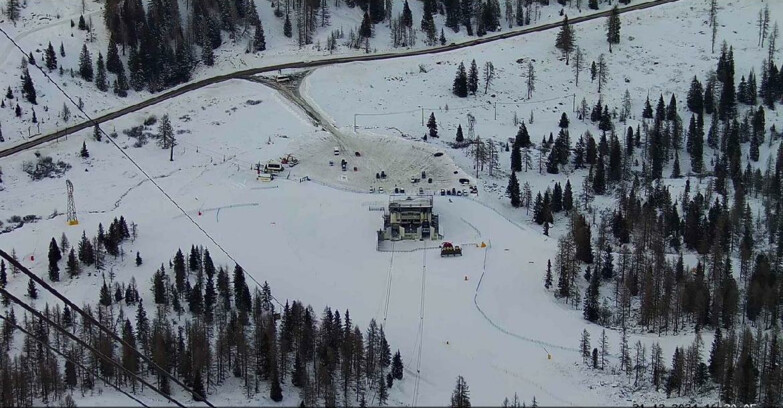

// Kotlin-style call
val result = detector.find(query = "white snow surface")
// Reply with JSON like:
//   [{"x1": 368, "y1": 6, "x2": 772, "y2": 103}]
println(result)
[
  {"x1": 0, "y1": 0, "x2": 653, "y2": 145},
  {"x1": 1, "y1": 0, "x2": 782, "y2": 406}
]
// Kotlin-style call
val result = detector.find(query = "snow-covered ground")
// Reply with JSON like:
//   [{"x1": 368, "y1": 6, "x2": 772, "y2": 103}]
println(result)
[
  {"x1": 0, "y1": 0, "x2": 653, "y2": 145},
  {"x1": 304, "y1": 0, "x2": 783, "y2": 203},
  {"x1": 2, "y1": 0, "x2": 782, "y2": 405},
  {"x1": 0, "y1": 74, "x2": 705, "y2": 405}
]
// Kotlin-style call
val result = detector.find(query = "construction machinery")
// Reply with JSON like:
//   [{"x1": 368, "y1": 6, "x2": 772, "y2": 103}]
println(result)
[
  {"x1": 280, "y1": 154, "x2": 299, "y2": 167},
  {"x1": 440, "y1": 242, "x2": 462, "y2": 257}
]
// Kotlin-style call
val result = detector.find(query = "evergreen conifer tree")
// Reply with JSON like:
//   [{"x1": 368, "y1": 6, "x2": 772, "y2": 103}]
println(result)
[
  {"x1": 79, "y1": 44, "x2": 94, "y2": 81},
  {"x1": 99, "y1": 279, "x2": 112, "y2": 306},
  {"x1": 21, "y1": 69, "x2": 36, "y2": 104},
  {"x1": 192, "y1": 371, "x2": 206, "y2": 401},
  {"x1": 402, "y1": 0, "x2": 413, "y2": 27},
  {"x1": 544, "y1": 259, "x2": 553, "y2": 289},
  {"x1": 642, "y1": 96, "x2": 653, "y2": 119},
  {"x1": 555, "y1": 16, "x2": 575, "y2": 64},
  {"x1": 270, "y1": 370, "x2": 283, "y2": 401},
  {"x1": 468, "y1": 59, "x2": 479, "y2": 95},
  {"x1": 95, "y1": 53, "x2": 108, "y2": 91},
  {"x1": 106, "y1": 36, "x2": 121, "y2": 74},
  {"x1": 559, "y1": 112, "x2": 569, "y2": 128},
  {"x1": 510, "y1": 143, "x2": 521, "y2": 171},
  {"x1": 284, "y1": 12, "x2": 293, "y2": 37},
  {"x1": 563, "y1": 180, "x2": 573, "y2": 212},
  {"x1": 451, "y1": 375, "x2": 470, "y2": 408},
  {"x1": 27, "y1": 278, "x2": 37, "y2": 299},
  {"x1": 427, "y1": 113, "x2": 438, "y2": 138},
  {"x1": 66, "y1": 248, "x2": 80, "y2": 278},
  {"x1": 254, "y1": 22, "x2": 267, "y2": 51},
  {"x1": 453, "y1": 62, "x2": 468, "y2": 97},
  {"x1": 515, "y1": 123, "x2": 531, "y2": 147},
  {"x1": 507, "y1": 171, "x2": 520, "y2": 207},
  {"x1": 48, "y1": 237, "x2": 61, "y2": 281},
  {"x1": 583, "y1": 264, "x2": 600, "y2": 322},
  {"x1": 360, "y1": 12, "x2": 373, "y2": 38},
  {"x1": 687, "y1": 76, "x2": 704, "y2": 113},
  {"x1": 605, "y1": 6, "x2": 621, "y2": 51},
  {"x1": 45, "y1": 42, "x2": 57, "y2": 71},
  {"x1": 593, "y1": 155, "x2": 606, "y2": 195},
  {"x1": 392, "y1": 350, "x2": 404, "y2": 379}
]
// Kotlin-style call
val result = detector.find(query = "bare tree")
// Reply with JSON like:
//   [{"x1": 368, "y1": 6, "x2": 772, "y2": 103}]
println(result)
[
  {"x1": 709, "y1": 0, "x2": 718, "y2": 53},
  {"x1": 525, "y1": 61, "x2": 536, "y2": 99},
  {"x1": 600, "y1": 329, "x2": 609, "y2": 370},
  {"x1": 572, "y1": 46, "x2": 584, "y2": 86},
  {"x1": 597, "y1": 54, "x2": 608, "y2": 94},
  {"x1": 487, "y1": 139, "x2": 500, "y2": 176},
  {"x1": 483, "y1": 61, "x2": 495, "y2": 94}
]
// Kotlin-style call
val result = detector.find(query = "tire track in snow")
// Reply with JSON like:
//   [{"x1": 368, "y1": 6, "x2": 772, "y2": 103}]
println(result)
[
  {"x1": 0, "y1": 0, "x2": 681, "y2": 159},
  {"x1": 411, "y1": 245, "x2": 428, "y2": 406},
  {"x1": 473, "y1": 244, "x2": 579, "y2": 354}
]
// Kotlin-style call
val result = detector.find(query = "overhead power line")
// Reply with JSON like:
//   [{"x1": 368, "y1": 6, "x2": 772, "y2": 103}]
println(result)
[
  {"x1": 0, "y1": 19, "x2": 283, "y2": 300},
  {"x1": 0, "y1": 286, "x2": 180, "y2": 407},
  {"x1": 0, "y1": 249, "x2": 206, "y2": 407},
  {"x1": 0, "y1": 313, "x2": 150, "y2": 408}
]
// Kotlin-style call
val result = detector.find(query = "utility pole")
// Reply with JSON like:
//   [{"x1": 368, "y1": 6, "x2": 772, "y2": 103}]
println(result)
[{"x1": 474, "y1": 136, "x2": 480, "y2": 179}]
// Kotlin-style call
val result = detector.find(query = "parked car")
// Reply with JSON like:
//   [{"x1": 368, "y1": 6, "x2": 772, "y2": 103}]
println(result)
[
  {"x1": 456, "y1": 190, "x2": 463, "y2": 196},
  {"x1": 440, "y1": 189, "x2": 446, "y2": 196},
  {"x1": 379, "y1": 187, "x2": 385, "y2": 193},
  {"x1": 418, "y1": 187, "x2": 424, "y2": 195},
  {"x1": 370, "y1": 186, "x2": 375, "y2": 193}
]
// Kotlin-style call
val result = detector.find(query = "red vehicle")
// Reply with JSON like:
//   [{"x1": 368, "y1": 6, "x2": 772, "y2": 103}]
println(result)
[{"x1": 440, "y1": 242, "x2": 462, "y2": 257}]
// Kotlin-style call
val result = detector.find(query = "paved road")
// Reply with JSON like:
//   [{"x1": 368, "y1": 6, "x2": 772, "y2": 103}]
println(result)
[{"x1": 0, "y1": 0, "x2": 679, "y2": 158}]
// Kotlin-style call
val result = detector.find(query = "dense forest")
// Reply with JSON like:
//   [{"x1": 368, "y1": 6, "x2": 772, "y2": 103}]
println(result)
[
  {"x1": 490, "y1": 4, "x2": 783, "y2": 405},
  {"x1": 0, "y1": 219, "x2": 403, "y2": 407}
]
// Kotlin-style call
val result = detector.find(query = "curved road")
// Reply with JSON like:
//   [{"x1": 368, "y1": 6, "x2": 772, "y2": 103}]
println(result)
[{"x1": 0, "y1": 0, "x2": 678, "y2": 158}]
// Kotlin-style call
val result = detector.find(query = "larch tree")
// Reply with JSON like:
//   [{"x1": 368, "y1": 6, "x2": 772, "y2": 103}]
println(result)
[
  {"x1": 597, "y1": 54, "x2": 608, "y2": 93},
  {"x1": 451, "y1": 375, "x2": 471, "y2": 408},
  {"x1": 572, "y1": 46, "x2": 584, "y2": 86},
  {"x1": 525, "y1": 61, "x2": 535, "y2": 99}
]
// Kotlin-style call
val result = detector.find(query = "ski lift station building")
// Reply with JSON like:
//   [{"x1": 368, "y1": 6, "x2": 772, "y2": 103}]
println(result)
[{"x1": 378, "y1": 195, "x2": 441, "y2": 241}]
